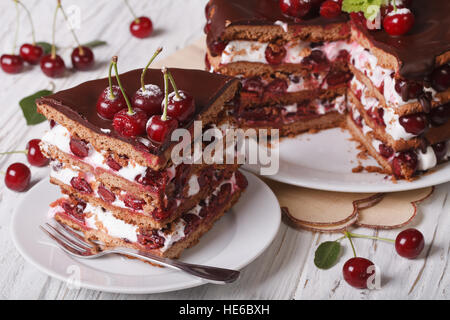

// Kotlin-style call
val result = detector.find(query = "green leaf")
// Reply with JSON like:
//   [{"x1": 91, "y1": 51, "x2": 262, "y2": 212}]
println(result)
[
  {"x1": 342, "y1": 0, "x2": 383, "y2": 19},
  {"x1": 314, "y1": 241, "x2": 341, "y2": 270},
  {"x1": 19, "y1": 90, "x2": 53, "y2": 125},
  {"x1": 82, "y1": 40, "x2": 107, "y2": 48},
  {"x1": 36, "y1": 41, "x2": 52, "y2": 55}
]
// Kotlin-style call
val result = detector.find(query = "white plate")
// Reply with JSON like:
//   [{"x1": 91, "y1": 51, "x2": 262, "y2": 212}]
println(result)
[
  {"x1": 11, "y1": 171, "x2": 280, "y2": 294},
  {"x1": 244, "y1": 128, "x2": 450, "y2": 193}
]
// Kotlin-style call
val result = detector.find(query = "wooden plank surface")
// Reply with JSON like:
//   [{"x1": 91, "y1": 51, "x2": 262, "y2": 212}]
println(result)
[{"x1": 0, "y1": 0, "x2": 448, "y2": 300}]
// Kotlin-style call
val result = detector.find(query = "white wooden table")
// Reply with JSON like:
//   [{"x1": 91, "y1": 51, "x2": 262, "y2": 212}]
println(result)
[{"x1": 0, "y1": 0, "x2": 448, "y2": 300}]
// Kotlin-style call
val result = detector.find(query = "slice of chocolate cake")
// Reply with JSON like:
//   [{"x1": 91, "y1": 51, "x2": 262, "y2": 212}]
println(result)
[
  {"x1": 346, "y1": 0, "x2": 450, "y2": 179},
  {"x1": 205, "y1": 0, "x2": 352, "y2": 136},
  {"x1": 38, "y1": 65, "x2": 248, "y2": 259}
]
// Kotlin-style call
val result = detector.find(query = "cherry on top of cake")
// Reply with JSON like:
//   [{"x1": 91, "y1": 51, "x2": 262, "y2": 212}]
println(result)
[
  {"x1": 351, "y1": 0, "x2": 450, "y2": 80},
  {"x1": 206, "y1": 0, "x2": 349, "y2": 52},
  {"x1": 37, "y1": 68, "x2": 237, "y2": 155}
]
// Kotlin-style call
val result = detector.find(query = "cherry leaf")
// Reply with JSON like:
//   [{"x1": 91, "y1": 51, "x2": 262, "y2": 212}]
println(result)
[
  {"x1": 19, "y1": 90, "x2": 53, "y2": 125},
  {"x1": 36, "y1": 42, "x2": 52, "y2": 55},
  {"x1": 314, "y1": 241, "x2": 341, "y2": 269}
]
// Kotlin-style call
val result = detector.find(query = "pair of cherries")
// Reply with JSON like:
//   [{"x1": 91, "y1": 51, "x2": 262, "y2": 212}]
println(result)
[
  {"x1": 278, "y1": 0, "x2": 343, "y2": 19},
  {"x1": 96, "y1": 51, "x2": 194, "y2": 145},
  {"x1": 3, "y1": 139, "x2": 49, "y2": 192}
]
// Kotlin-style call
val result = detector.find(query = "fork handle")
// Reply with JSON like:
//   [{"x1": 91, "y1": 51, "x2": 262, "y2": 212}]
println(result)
[{"x1": 112, "y1": 247, "x2": 240, "y2": 284}]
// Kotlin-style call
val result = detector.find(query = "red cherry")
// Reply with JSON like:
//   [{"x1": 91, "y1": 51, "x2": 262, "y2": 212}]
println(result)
[
  {"x1": 399, "y1": 113, "x2": 427, "y2": 135},
  {"x1": 209, "y1": 40, "x2": 227, "y2": 56},
  {"x1": 242, "y1": 77, "x2": 264, "y2": 96},
  {"x1": 27, "y1": 139, "x2": 49, "y2": 167},
  {"x1": 165, "y1": 91, "x2": 195, "y2": 123},
  {"x1": 320, "y1": 0, "x2": 341, "y2": 19},
  {"x1": 19, "y1": 43, "x2": 43, "y2": 64},
  {"x1": 132, "y1": 85, "x2": 164, "y2": 116},
  {"x1": 379, "y1": 143, "x2": 394, "y2": 159},
  {"x1": 97, "y1": 184, "x2": 116, "y2": 203},
  {"x1": 432, "y1": 142, "x2": 447, "y2": 161},
  {"x1": 279, "y1": 0, "x2": 311, "y2": 18},
  {"x1": 383, "y1": 10, "x2": 415, "y2": 36},
  {"x1": 69, "y1": 138, "x2": 90, "y2": 158},
  {"x1": 265, "y1": 44, "x2": 286, "y2": 65},
  {"x1": 342, "y1": 257, "x2": 375, "y2": 289},
  {"x1": 301, "y1": 50, "x2": 328, "y2": 72},
  {"x1": 130, "y1": 16, "x2": 153, "y2": 38},
  {"x1": 96, "y1": 85, "x2": 128, "y2": 119},
  {"x1": 49, "y1": 120, "x2": 57, "y2": 129},
  {"x1": 113, "y1": 108, "x2": 148, "y2": 137},
  {"x1": 395, "y1": 228, "x2": 425, "y2": 259},
  {"x1": 106, "y1": 156, "x2": 122, "y2": 171},
  {"x1": 326, "y1": 70, "x2": 353, "y2": 86},
  {"x1": 123, "y1": 194, "x2": 146, "y2": 210},
  {"x1": 40, "y1": 54, "x2": 65, "y2": 78},
  {"x1": 392, "y1": 150, "x2": 418, "y2": 178},
  {"x1": 5, "y1": 162, "x2": 31, "y2": 192},
  {"x1": 204, "y1": 20, "x2": 212, "y2": 34},
  {"x1": 266, "y1": 78, "x2": 288, "y2": 93},
  {"x1": 71, "y1": 46, "x2": 94, "y2": 71},
  {"x1": 431, "y1": 64, "x2": 450, "y2": 92},
  {"x1": 146, "y1": 115, "x2": 179, "y2": 145},
  {"x1": 394, "y1": 79, "x2": 423, "y2": 101},
  {"x1": 70, "y1": 177, "x2": 93, "y2": 194},
  {"x1": 1, "y1": 54, "x2": 24, "y2": 74},
  {"x1": 137, "y1": 230, "x2": 165, "y2": 249}
]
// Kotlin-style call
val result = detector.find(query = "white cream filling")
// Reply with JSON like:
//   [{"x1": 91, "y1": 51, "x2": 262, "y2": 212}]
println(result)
[
  {"x1": 221, "y1": 39, "x2": 351, "y2": 65},
  {"x1": 416, "y1": 146, "x2": 437, "y2": 171},
  {"x1": 187, "y1": 174, "x2": 200, "y2": 197},
  {"x1": 349, "y1": 42, "x2": 438, "y2": 108},
  {"x1": 41, "y1": 124, "x2": 177, "y2": 183}
]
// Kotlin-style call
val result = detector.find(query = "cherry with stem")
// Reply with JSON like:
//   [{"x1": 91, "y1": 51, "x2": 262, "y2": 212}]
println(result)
[
  {"x1": 57, "y1": 0, "x2": 94, "y2": 71},
  {"x1": 1, "y1": 0, "x2": 24, "y2": 74},
  {"x1": 146, "y1": 67, "x2": 179, "y2": 145},
  {"x1": 17, "y1": 0, "x2": 43, "y2": 65},
  {"x1": 132, "y1": 47, "x2": 164, "y2": 116},
  {"x1": 164, "y1": 68, "x2": 196, "y2": 123},
  {"x1": 0, "y1": 139, "x2": 49, "y2": 167},
  {"x1": 111, "y1": 56, "x2": 148, "y2": 137},
  {"x1": 4, "y1": 162, "x2": 31, "y2": 192},
  {"x1": 40, "y1": 1, "x2": 65, "y2": 78},
  {"x1": 124, "y1": 0, "x2": 153, "y2": 38},
  {"x1": 96, "y1": 58, "x2": 128, "y2": 119}
]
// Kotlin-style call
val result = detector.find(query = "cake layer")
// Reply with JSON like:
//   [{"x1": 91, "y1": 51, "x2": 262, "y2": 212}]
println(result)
[
  {"x1": 51, "y1": 171, "x2": 247, "y2": 259},
  {"x1": 37, "y1": 68, "x2": 240, "y2": 170},
  {"x1": 206, "y1": 0, "x2": 349, "y2": 56},
  {"x1": 347, "y1": 111, "x2": 450, "y2": 179},
  {"x1": 349, "y1": 78, "x2": 450, "y2": 151},
  {"x1": 50, "y1": 159, "x2": 238, "y2": 229}
]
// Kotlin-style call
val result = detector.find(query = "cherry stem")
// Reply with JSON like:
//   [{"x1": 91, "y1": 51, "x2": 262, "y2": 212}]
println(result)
[
  {"x1": 344, "y1": 231, "x2": 357, "y2": 258},
  {"x1": 0, "y1": 150, "x2": 27, "y2": 155},
  {"x1": 393, "y1": 0, "x2": 397, "y2": 12},
  {"x1": 112, "y1": 56, "x2": 133, "y2": 115},
  {"x1": 13, "y1": 0, "x2": 20, "y2": 54},
  {"x1": 58, "y1": 0, "x2": 83, "y2": 55},
  {"x1": 141, "y1": 47, "x2": 163, "y2": 92},
  {"x1": 346, "y1": 232, "x2": 395, "y2": 244},
  {"x1": 162, "y1": 67, "x2": 169, "y2": 121},
  {"x1": 167, "y1": 69, "x2": 181, "y2": 100},
  {"x1": 107, "y1": 60, "x2": 115, "y2": 100},
  {"x1": 123, "y1": 0, "x2": 138, "y2": 21},
  {"x1": 51, "y1": 1, "x2": 60, "y2": 58},
  {"x1": 16, "y1": 0, "x2": 36, "y2": 45}
]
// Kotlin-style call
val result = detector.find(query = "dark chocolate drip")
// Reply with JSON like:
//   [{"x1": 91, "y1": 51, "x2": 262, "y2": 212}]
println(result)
[
  {"x1": 37, "y1": 68, "x2": 236, "y2": 156},
  {"x1": 355, "y1": 0, "x2": 450, "y2": 80},
  {"x1": 207, "y1": 0, "x2": 348, "y2": 52}
]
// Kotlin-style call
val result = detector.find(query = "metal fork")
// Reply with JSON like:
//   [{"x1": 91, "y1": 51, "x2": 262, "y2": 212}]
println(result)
[{"x1": 40, "y1": 221, "x2": 240, "y2": 284}]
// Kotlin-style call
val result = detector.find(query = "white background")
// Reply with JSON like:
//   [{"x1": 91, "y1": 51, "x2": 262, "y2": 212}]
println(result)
[{"x1": 0, "y1": 0, "x2": 448, "y2": 299}]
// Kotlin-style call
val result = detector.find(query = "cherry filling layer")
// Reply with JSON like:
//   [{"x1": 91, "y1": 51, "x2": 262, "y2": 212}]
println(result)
[
  {"x1": 50, "y1": 170, "x2": 247, "y2": 252},
  {"x1": 349, "y1": 105, "x2": 450, "y2": 178},
  {"x1": 236, "y1": 95, "x2": 346, "y2": 126}
]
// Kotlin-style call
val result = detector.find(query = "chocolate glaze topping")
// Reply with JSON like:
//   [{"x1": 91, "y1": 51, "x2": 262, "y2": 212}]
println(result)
[
  {"x1": 355, "y1": 0, "x2": 450, "y2": 80},
  {"x1": 38, "y1": 68, "x2": 236, "y2": 155},
  {"x1": 207, "y1": 0, "x2": 348, "y2": 52}
]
